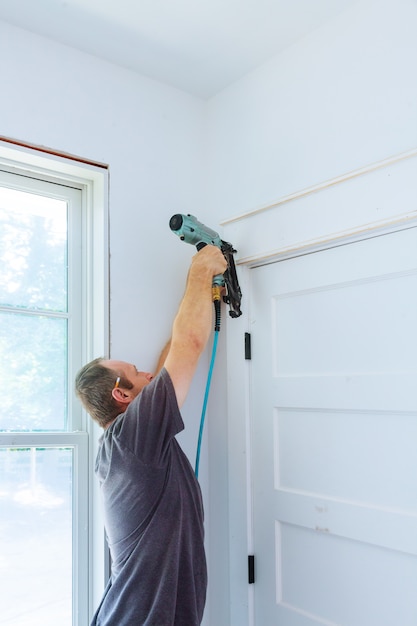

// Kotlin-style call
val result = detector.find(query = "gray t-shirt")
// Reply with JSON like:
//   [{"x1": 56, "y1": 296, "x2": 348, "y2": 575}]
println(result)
[{"x1": 91, "y1": 368, "x2": 207, "y2": 625}]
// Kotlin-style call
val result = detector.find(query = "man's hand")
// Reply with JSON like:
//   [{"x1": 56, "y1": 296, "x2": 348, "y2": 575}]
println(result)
[{"x1": 189, "y1": 244, "x2": 228, "y2": 280}]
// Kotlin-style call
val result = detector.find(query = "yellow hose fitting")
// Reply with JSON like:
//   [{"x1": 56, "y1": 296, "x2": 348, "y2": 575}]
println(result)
[{"x1": 212, "y1": 285, "x2": 222, "y2": 302}]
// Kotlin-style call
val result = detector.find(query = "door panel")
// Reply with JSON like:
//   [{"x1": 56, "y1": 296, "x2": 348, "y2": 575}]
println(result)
[{"x1": 249, "y1": 228, "x2": 417, "y2": 625}]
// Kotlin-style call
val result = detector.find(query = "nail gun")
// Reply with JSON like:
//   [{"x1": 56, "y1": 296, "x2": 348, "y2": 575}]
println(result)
[{"x1": 169, "y1": 213, "x2": 242, "y2": 318}]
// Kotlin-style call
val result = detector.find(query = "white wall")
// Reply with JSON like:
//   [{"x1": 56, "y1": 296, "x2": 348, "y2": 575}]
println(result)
[
  {"x1": 207, "y1": 0, "x2": 417, "y2": 223},
  {"x1": 205, "y1": 0, "x2": 417, "y2": 623}
]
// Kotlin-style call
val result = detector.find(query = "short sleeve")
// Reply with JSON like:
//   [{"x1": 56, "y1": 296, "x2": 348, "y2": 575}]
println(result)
[{"x1": 111, "y1": 368, "x2": 184, "y2": 466}]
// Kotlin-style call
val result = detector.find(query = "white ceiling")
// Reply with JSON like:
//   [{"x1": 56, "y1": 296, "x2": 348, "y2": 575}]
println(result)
[{"x1": 0, "y1": 0, "x2": 357, "y2": 98}]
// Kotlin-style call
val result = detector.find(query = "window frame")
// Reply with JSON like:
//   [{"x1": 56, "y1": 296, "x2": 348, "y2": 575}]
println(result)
[{"x1": 0, "y1": 138, "x2": 109, "y2": 624}]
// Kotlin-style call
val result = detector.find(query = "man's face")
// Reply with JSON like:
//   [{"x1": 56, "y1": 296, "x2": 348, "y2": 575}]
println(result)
[{"x1": 102, "y1": 359, "x2": 154, "y2": 399}]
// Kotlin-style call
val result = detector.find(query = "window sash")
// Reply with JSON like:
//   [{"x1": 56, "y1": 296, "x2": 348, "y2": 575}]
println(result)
[
  {"x1": 0, "y1": 168, "x2": 83, "y2": 431},
  {"x1": 0, "y1": 431, "x2": 89, "y2": 622}
]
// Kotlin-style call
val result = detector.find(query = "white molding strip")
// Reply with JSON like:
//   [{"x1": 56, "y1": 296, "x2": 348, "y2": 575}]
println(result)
[
  {"x1": 220, "y1": 148, "x2": 417, "y2": 267},
  {"x1": 221, "y1": 148, "x2": 417, "y2": 226}
]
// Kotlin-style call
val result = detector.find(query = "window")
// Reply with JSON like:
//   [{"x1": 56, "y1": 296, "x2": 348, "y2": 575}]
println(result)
[{"x1": 0, "y1": 143, "x2": 108, "y2": 625}]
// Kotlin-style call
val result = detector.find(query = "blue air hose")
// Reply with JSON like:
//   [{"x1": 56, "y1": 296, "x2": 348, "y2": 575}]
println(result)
[{"x1": 195, "y1": 299, "x2": 221, "y2": 478}]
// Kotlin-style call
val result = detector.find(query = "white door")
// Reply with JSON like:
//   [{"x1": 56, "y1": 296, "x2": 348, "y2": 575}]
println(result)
[{"x1": 249, "y1": 227, "x2": 417, "y2": 626}]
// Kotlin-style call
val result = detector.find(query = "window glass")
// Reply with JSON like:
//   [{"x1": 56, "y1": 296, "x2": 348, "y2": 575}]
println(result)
[
  {"x1": 0, "y1": 187, "x2": 67, "y2": 311},
  {"x1": 0, "y1": 312, "x2": 67, "y2": 431},
  {"x1": 0, "y1": 447, "x2": 73, "y2": 625}
]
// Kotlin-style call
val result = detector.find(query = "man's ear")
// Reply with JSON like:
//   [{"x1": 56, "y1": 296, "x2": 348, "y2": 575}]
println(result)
[{"x1": 111, "y1": 387, "x2": 131, "y2": 405}]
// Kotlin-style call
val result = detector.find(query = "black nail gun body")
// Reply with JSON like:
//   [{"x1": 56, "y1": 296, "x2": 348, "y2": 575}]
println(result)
[{"x1": 169, "y1": 213, "x2": 242, "y2": 318}]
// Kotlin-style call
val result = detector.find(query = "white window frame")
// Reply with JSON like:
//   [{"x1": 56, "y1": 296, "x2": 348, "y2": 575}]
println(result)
[{"x1": 0, "y1": 138, "x2": 109, "y2": 624}]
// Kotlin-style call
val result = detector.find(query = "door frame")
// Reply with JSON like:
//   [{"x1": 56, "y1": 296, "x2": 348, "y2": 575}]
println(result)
[{"x1": 221, "y1": 148, "x2": 417, "y2": 626}]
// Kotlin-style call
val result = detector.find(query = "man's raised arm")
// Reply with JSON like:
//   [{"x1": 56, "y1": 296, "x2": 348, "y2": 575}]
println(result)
[{"x1": 163, "y1": 245, "x2": 227, "y2": 408}]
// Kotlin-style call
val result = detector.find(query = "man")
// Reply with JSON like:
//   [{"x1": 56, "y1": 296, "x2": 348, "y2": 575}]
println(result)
[{"x1": 75, "y1": 244, "x2": 227, "y2": 626}]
